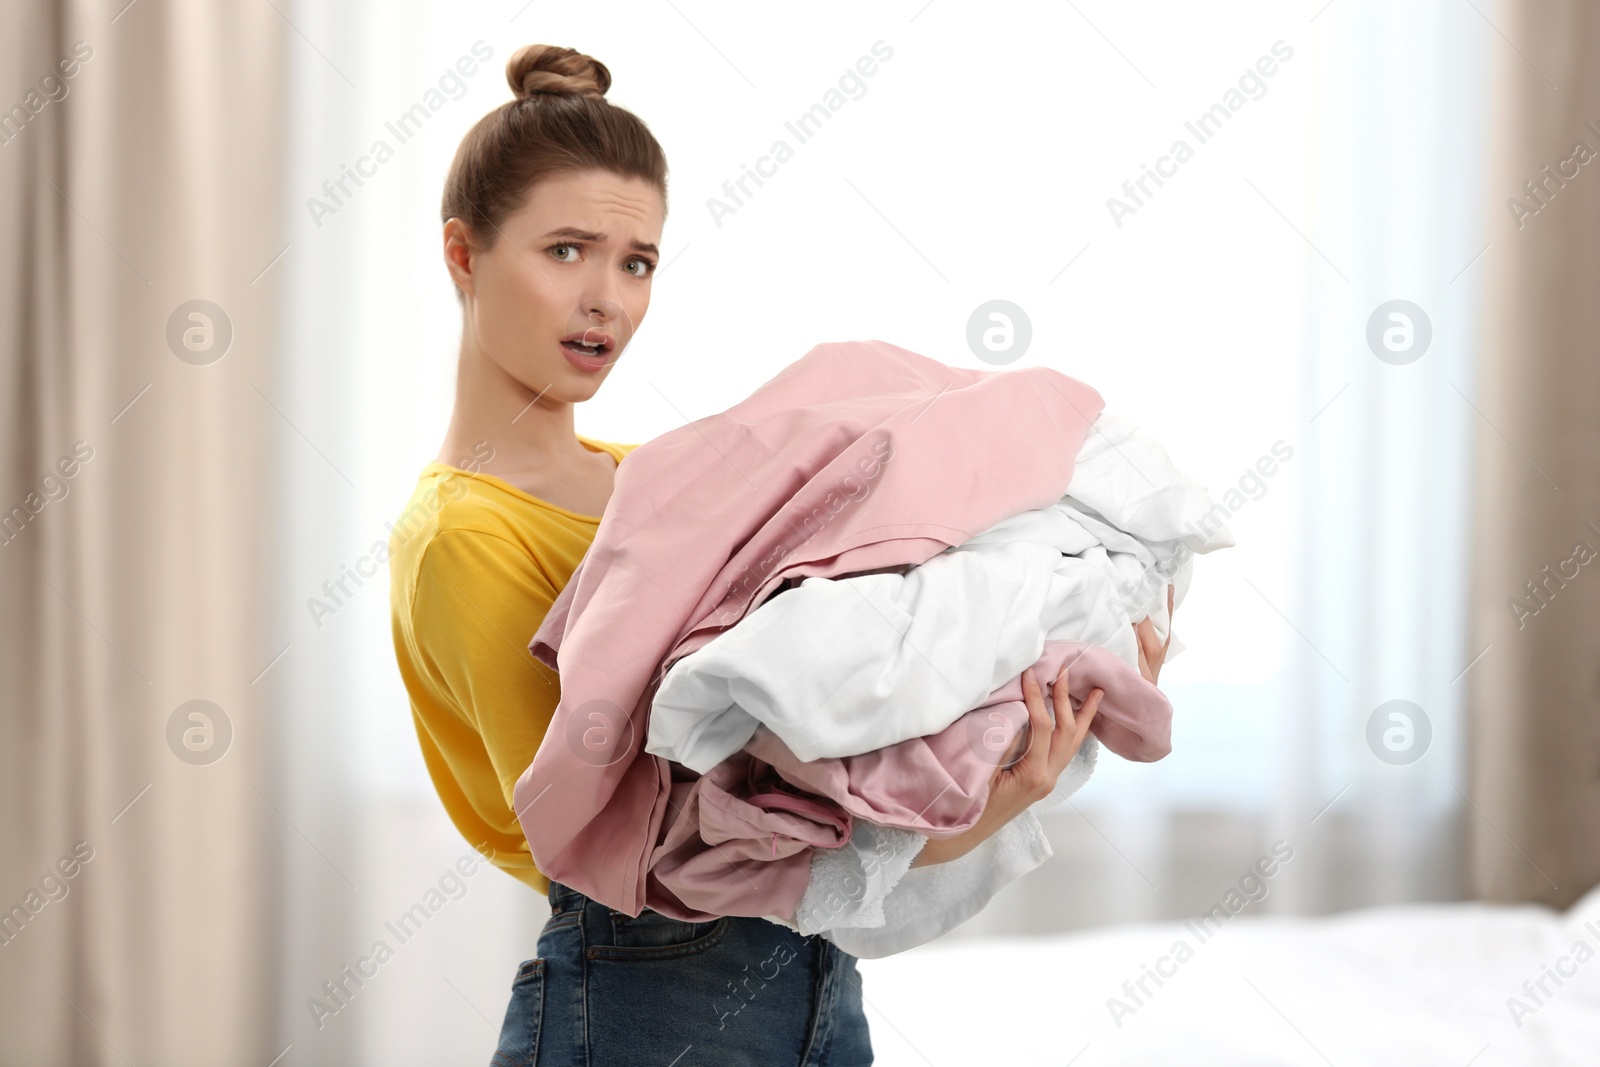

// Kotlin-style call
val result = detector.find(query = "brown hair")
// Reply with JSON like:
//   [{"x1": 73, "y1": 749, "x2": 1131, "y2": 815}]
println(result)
[{"x1": 441, "y1": 44, "x2": 669, "y2": 256}]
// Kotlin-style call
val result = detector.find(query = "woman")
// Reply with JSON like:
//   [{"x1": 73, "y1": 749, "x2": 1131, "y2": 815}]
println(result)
[{"x1": 389, "y1": 43, "x2": 1172, "y2": 1066}]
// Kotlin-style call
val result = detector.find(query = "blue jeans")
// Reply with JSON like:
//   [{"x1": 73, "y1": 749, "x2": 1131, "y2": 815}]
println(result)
[{"x1": 491, "y1": 881, "x2": 874, "y2": 1066}]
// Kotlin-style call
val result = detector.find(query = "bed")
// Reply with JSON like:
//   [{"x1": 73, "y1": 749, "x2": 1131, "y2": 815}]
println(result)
[{"x1": 857, "y1": 880, "x2": 1600, "y2": 1066}]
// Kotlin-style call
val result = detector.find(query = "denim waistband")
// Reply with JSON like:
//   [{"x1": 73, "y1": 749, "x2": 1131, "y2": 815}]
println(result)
[{"x1": 547, "y1": 879, "x2": 588, "y2": 914}]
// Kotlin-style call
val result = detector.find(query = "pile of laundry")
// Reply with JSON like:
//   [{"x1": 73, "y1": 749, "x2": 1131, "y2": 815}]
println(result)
[{"x1": 515, "y1": 340, "x2": 1234, "y2": 957}]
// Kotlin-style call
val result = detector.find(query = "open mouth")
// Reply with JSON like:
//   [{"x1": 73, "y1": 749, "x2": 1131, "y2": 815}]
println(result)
[{"x1": 561, "y1": 332, "x2": 614, "y2": 360}]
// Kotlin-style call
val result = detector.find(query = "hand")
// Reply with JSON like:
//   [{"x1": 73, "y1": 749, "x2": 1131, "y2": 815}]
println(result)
[
  {"x1": 912, "y1": 663, "x2": 1103, "y2": 868},
  {"x1": 1134, "y1": 583, "x2": 1176, "y2": 685}
]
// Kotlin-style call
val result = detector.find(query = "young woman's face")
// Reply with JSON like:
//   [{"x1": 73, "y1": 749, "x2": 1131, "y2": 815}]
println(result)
[{"x1": 448, "y1": 169, "x2": 665, "y2": 401}]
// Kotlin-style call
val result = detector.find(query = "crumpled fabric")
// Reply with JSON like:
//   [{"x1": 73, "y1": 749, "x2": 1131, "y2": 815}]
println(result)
[
  {"x1": 644, "y1": 412, "x2": 1234, "y2": 775},
  {"x1": 518, "y1": 340, "x2": 1106, "y2": 917},
  {"x1": 642, "y1": 752, "x2": 853, "y2": 922},
  {"x1": 825, "y1": 732, "x2": 1101, "y2": 958},
  {"x1": 742, "y1": 640, "x2": 1169, "y2": 836}
]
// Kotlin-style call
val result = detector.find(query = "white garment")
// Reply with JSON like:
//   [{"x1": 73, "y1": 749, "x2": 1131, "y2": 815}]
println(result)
[
  {"x1": 763, "y1": 721, "x2": 1101, "y2": 954},
  {"x1": 647, "y1": 413, "x2": 1235, "y2": 774}
]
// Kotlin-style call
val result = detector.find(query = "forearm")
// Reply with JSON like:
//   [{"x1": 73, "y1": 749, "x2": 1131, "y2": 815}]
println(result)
[
  {"x1": 913, "y1": 766, "x2": 1022, "y2": 869},
  {"x1": 908, "y1": 838, "x2": 953, "y2": 870},
  {"x1": 910, "y1": 833, "x2": 971, "y2": 867}
]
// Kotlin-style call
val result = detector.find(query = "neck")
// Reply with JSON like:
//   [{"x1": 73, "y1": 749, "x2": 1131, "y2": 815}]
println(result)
[{"x1": 435, "y1": 335, "x2": 587, "y2": 473}]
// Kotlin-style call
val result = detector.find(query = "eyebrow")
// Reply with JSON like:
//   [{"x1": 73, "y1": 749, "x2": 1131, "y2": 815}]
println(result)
[{"x1": 542, "y1": 227, "x2": 659, "y2": 257}]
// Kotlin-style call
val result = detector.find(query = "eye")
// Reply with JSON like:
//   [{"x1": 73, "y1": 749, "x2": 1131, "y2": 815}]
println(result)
[
  {"x1": 549, "y1": 242, "x2": 580, "y2": 263},
  {"x1": 624, "y1": 257, "x2": 656, "y2": 278}
]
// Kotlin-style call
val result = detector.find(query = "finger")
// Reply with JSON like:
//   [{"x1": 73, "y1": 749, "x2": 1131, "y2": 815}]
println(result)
[
  {"x1": 1026, "y1": 668, "x2": 1056, "y2": 732},
  {"x1": 1163, "y1": 585, "x2": 1176, "y2": 653},
  {"x1": 1015, "y1": 669, "x2": 1053, "y2": 776},
  {"x1": 1051, "y1": 660, "x2": 1074, "y2": 718},
  {"x1": 1134, "y1": 625, "x2": 1157, "y2": 683},
  {"x1": 997, "y1": 674, "x2": 1039, "y2": 775},
  {"x1": 1047, "y1": 688, "x2": 1077, "y2": 768},
  {"x1": 1132, "y1": 616, "x2": 1151, "y2": 658},
  {"x1": 1048, "y1": 661, "x2": 1074, "y2": 734},
  {"x1": 1051, "y1": 685, "x2": 1102, "y2": 768},
  {"x1": 998, "y1": 709, "x2": 1031, "y2": 771},
  {"x1": 1134, "y1": 616, "x2": 1161, "y2": 665},
  {"x1": 1076, "y1": 688, "x2": 1103, "y2": 741}
]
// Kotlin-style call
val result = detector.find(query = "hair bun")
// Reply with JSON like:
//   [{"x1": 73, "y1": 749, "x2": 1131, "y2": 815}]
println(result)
[{"x1": 507, "y1": 44, "x2": 610, "y2": 101}]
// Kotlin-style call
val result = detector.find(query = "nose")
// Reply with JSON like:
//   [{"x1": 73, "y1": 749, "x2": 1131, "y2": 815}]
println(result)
[
  {"x1": 582, "y1": 271, "x2": 621, "y2": 323},
  {"x1": 578, "y1": 267, "x2": 634, "y2": 342},
  {"x1": 584, "y1": 298, "x2": 623, "y2": 332}
]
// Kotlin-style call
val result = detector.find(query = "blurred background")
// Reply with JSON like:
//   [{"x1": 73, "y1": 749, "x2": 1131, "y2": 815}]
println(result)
[{"x1": 2, "y1": 0, "x2": 1597, "y2": 1064}]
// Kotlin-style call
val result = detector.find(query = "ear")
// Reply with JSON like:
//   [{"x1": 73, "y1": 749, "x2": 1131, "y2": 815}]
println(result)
[{"x1": 443, "y1": 218, "x2": 476, "y2": 298}]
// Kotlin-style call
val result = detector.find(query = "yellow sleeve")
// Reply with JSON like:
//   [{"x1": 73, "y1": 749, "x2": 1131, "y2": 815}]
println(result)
[{"x1": 404, "y1": 528, "x2": 562, "y2": 890}]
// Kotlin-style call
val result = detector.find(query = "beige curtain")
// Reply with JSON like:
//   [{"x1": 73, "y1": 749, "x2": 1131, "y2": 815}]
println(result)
[
  {"x1": 0, "y1": 2, "x2": 285, "y2": 1064},
  {"x1": 1469, "y1": 0, "x2": 1600, "y2": 907}
]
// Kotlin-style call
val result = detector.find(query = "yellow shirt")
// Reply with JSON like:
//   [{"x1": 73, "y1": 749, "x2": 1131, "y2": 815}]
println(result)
[{"x1": 388, "y1": 436, "x2": 639, "y2": 894}]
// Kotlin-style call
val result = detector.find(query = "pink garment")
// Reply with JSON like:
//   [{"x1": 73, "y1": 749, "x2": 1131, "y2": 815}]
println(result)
[
  {"x1": 635, "y1": 640, "x2": 1170, "y2": 921},
  {"x1": 643, "y1": 755, "x2": 852, "y2": 921},
  {"x1": 518, "y1": 340, "x2": 1107, "y2": 916},
  {"x1": 744, "y1": 640, "x2": 1171, "y2": 838}
]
